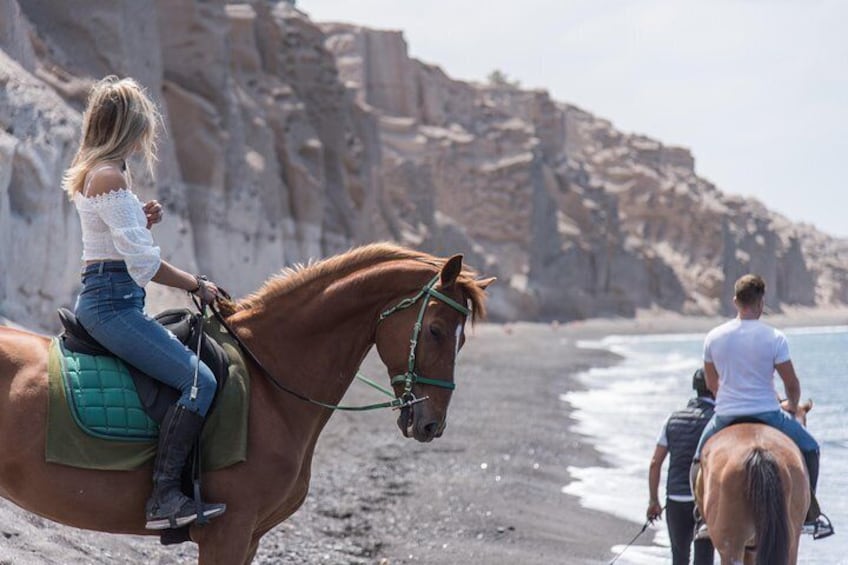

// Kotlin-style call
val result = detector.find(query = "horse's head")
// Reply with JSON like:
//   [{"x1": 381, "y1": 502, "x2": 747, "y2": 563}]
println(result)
[
  {"x1": 375, "y1": 254, "x2": 494, "y2": 442},
  {"x1": 785, "y1": 399, "x2": 813, "y2": 426}
]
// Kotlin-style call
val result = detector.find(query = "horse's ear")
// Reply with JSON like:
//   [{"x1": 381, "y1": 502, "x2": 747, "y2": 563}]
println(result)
[
  {"x1": 476, "y1": 277, "x2": 496, "y2": 291},
  {"x1": 440, "y1": 254, "x2": 464, "y2": 288}
]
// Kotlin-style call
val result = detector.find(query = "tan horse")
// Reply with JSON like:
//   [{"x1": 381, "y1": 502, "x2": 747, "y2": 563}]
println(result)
[
  {"x1": 696, "y1": 401, "x2": 813, "y2": 565},
  {"x1": 0, "y1": 243, "x2": 493, "y2": 564}
]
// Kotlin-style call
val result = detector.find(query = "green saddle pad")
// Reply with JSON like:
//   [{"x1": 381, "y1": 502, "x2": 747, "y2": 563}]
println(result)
[
  {"x1": 46, "y1": 315, "x2": 250, "y2": 471},
  {"x1": 58, "y1": 340, "x2": 159, "y2": 441}
]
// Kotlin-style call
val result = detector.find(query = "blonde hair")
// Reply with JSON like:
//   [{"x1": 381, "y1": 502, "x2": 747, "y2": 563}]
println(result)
[{"x1": 62, "y1": 76, "x2": 162, "y2": 199}]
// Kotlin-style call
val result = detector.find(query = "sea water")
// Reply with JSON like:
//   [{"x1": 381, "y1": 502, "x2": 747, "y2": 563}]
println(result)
[{"x1": 561, "y1": 325, "x2": 848, "y2": 564}]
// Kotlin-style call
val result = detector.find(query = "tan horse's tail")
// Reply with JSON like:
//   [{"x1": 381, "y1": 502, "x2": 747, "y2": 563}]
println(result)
[{"x1": 745, "y1": 447, "x2": 790, "y2": 565}]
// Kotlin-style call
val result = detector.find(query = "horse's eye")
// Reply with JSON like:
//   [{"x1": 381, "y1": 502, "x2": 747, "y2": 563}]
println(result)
[{"x1": 429, "y1": 323, "x2": 445, "y2": 339}]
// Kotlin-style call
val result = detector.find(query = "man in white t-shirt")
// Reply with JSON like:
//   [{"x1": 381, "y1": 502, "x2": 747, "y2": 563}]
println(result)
[{"x1": 692, "y1": 274, "x2": 833, "y2": 539}]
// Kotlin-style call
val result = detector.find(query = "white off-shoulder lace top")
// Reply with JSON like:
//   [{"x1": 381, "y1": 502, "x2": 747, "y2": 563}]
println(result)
[{"x1": 74, "y1": 166, "x2": 161, "y2": 287}]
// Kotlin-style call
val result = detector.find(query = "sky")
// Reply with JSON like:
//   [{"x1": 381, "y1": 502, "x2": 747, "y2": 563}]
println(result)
[{"x1": 303, "y1": 0, "x2": 847, "y2": 238}]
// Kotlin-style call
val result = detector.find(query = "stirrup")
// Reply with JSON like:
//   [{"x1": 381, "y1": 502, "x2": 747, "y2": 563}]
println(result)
[
  {"x1": 802, "y1": 512, "x2": 834, "y2": 540},
  {"x1": 145, "y1": 502, "x2": 226, "y2": 530}
]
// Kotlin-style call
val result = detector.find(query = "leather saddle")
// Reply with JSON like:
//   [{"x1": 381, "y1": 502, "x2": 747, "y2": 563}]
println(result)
[{"x1": 57, "y1": 307, "x2": 230, "y2": 425}]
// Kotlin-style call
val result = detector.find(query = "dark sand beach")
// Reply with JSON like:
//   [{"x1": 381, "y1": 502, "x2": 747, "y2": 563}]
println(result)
[{"x1": 2, "y1": 309, "x2": 845, "y2": 564}]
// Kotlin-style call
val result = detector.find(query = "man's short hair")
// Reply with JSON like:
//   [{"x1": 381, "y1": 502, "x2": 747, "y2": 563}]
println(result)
[{"x1": 734, "y1": 274, "x2": 766, "y2": 306}]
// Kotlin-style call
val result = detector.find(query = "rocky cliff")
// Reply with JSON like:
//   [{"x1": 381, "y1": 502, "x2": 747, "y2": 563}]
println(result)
[
  {"x1": 320, "y1": 23, "x2": 848, "y2": 319},
  {"x1": 1, "y1": 0, "x2": 846, "y2": 330}
]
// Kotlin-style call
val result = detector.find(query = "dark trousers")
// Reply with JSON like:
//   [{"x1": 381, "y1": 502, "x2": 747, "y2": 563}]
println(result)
[{"x1": 666, "y1": 499, "x2": 714, "y2": 565}]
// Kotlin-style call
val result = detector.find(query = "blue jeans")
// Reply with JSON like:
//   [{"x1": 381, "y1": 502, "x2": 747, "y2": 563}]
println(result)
[
  {"x1": 694, "y1": 409, "x2": 820, "y2": 460},
  {"x1": 74, "y1": 261, "x2": 215, "y2": 417}
]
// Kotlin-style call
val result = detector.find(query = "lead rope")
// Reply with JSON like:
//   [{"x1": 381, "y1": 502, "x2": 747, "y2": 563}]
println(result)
[{"x1": 607, "y1": 514, "x2": 659, "y2": 565}]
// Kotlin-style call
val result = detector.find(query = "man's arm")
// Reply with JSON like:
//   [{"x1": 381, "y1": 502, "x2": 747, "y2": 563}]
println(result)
[
  {"x1": 647, "y1": 444, "x2": 668, "y2": 522},
  {"x1": 776, "y1": 360, "x2": 801, "y2": 413},
  {"x1": 704, "y1": 361, "x2": 720, "y2": 396}
]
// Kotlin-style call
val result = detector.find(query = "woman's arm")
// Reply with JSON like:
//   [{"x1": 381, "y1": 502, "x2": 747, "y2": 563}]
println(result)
[
  {"x1": 151, "y1": 260, "x2": 219, "y2": 303},
  {"x1": 151, "y1": 260, "x2": 199, "y2": 292}
]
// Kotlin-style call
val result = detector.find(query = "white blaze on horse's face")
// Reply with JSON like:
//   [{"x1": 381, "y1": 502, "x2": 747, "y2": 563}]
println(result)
[{"x1": 454, "y1": 323, "x2": 462, "y2": 360}]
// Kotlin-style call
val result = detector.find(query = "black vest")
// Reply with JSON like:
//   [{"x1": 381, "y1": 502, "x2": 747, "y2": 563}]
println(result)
[{"x1": 666, "y1": 397, "x2": 714, "y2": 497}]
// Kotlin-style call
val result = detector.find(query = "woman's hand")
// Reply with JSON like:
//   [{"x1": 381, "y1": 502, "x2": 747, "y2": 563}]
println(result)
[
  {"x1": 193, "y1": 277, "x2": 220, "y2": 306},
  {"x1": 143, "y1": 200, "x2": 163, "y2": 229}
]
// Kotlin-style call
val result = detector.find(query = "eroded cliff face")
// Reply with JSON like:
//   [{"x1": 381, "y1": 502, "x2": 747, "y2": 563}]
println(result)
[
  {"x1": 1, "y1": 1, "x2": 381, "y2": 329},
  {"x1": 1, "y1": 1, "x2": 846, "y2": 330},
  {"x1": 320, "y1": 23, "x2": 848, "y2": 319}
]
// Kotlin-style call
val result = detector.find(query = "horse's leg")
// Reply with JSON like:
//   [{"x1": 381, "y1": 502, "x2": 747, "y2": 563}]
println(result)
[
  {"x1": 787, "y1": 536, "x2": 800, "y2": 565},
  {"x1": 704, "y1": 467, "x2": 750, "y2": 565},
  {"x1": 743, "y1": 547, "x2": 756, "y2": 565},
  {"x1": 787, "y1": 457, "x2": 808, "y2": 565},
  {"x1": 194, "y1": 511, "x2": 256, "y2": 565},
  {"x1": 241, "y1": 522, "x2": 280, "y2": 564},
  {"x1": 243, "y1": 538, "x2": 261, "y2": 565},
  {"x1": 196, "y1": 528, "x2": 254, "y2": 564}
]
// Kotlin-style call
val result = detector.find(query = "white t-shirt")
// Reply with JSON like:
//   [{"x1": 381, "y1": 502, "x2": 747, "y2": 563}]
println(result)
[{"x1": 703, "y1": 319, "x2": 790, "y2": 417}]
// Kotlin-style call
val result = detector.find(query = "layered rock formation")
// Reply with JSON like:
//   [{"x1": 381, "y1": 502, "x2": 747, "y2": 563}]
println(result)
[
  {"x1": 320, "y1": 23, "x2": 848, "y2": 319},
  {"x1": 1, "y1": 0, "x2": 846, "y2": 330}
]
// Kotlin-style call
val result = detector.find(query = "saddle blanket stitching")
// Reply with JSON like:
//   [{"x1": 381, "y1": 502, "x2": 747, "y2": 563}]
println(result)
[{"x1": 58, "y1": 339, "x2": 159, "y2": 441}]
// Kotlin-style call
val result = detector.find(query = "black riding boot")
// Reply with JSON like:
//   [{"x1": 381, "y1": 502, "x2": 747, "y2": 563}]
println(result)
[
  {"x1": 803, "y1": 449, "x2": 821, "y2": 524},
  {"x1": 804, "y1": 449, "x2": 820, "y2": 493},
  {"x1": 144, "y1": 404, "x2": 226, "y2": 530},
  {"x1": 802, "y1": 449, "x2": 834, "y2": 539}
]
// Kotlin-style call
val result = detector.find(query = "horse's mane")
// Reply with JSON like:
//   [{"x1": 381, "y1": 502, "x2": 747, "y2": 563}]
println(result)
[{"x1": 217, "y1": 242, "x2": 487, "y2": 322}]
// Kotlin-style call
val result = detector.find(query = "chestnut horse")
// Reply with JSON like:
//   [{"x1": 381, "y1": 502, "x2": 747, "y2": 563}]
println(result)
[
  {"x1": 0, "y1": 243, "x2": 493, "y2": 564},
  {"x1": 696, "y1": 401, "x2": 813, "y2": 565}
]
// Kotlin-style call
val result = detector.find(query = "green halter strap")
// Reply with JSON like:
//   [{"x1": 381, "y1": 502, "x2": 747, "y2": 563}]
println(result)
[{"x1": 376, "y1": 274, "x2": 470, "y2": 397}]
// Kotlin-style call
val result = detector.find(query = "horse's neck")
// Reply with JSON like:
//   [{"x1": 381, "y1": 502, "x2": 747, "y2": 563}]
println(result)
[{"x1": 230, "y1": 262, "x2": 426, "y2": 422}]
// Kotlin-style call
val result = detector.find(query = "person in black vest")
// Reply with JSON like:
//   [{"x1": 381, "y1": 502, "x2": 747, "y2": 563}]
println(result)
[{"x1": 647, "y1": 369, "x2": 716, "y2": 565}]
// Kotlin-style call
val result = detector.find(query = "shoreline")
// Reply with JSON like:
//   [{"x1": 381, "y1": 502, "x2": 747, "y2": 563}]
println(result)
[{"x1": 556, "y1": 305, "x2": 848, "y2": 340}]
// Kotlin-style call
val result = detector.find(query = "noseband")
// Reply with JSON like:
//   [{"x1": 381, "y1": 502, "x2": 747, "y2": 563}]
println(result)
[{"x1": 378, "y1": 274, "x2": 470, "y2": 402}]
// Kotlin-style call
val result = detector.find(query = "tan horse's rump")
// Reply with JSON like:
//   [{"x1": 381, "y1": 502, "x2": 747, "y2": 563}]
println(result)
[
  {"x1": 0, "y1": 243, "x2": 493, "y2": 564},
  {"x1": 697, "y1": 423, "x2": 809, "y2": 565}
]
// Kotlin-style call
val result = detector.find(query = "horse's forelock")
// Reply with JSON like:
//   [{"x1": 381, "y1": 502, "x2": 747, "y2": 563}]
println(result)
[{"x1": 455, "y1": 269, "x2": 487, "y2": 325}]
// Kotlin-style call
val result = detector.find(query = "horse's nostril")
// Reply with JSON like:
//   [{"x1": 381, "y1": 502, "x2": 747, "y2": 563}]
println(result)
[{"x1": 424, "y1": 422, "x2": 439, "y2": 436}]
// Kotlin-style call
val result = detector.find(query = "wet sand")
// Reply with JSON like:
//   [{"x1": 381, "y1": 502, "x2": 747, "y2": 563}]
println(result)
[{"x1": 2, "y1": 309, "x2": 845, "y2": 564}]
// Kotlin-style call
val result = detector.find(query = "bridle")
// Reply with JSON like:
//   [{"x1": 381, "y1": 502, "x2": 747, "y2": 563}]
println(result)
[
  {"x1": 207, "y1": 272, "x2": 470, "y2": 412},
  {"x1": 378, "y1": 273, "x2": 471, "y2": 405}
]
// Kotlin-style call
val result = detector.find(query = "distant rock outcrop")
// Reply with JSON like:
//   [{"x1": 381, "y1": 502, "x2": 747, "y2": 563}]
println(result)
[
  {"x1": 1, "y1": 0, "x2": 846, "y2": 329},
  {"x1": 320, "y1": 23, "x2": 847, "y2": 319}
]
